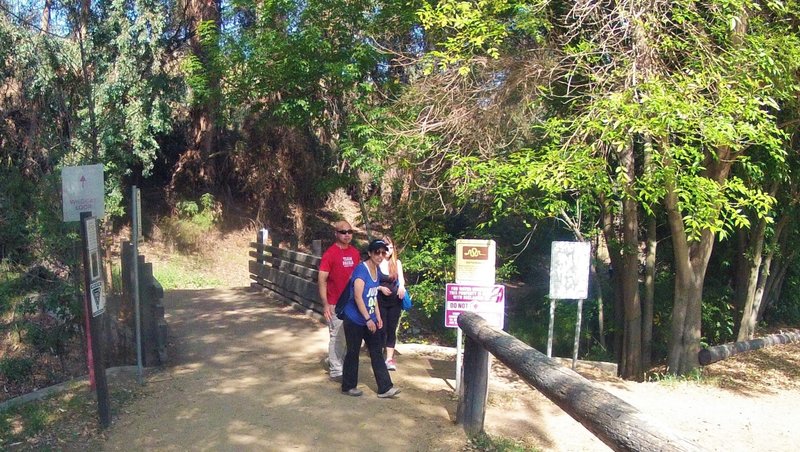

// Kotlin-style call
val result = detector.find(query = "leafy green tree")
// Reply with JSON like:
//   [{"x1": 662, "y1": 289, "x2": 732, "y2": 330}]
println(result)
[{"x1": 403, "y1": 0, "x2": 800, "y2": 377}]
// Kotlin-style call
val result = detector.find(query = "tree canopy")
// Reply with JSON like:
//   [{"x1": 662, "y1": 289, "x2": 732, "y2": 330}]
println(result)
[{"x1": 2, "y1": 0, "x2": 800, "y2": 380}]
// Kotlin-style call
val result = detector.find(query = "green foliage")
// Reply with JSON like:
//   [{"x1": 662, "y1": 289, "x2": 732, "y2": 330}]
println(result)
[
  {"x1": 647, "y1": 368, "x2": 705, "y2": 386},
  {"x1": 183, "y1": 19, "x2": 222, "y2": 106},
  {"x1": 583, "y1": 342, "x2": 614, "y2": 363},
  {"x1": 402, "y1": 228, "x2": 456, "y2": 318},
  {"x1": 418, "y1": 0, "x2": 549, "y2": 72},
  {"x1": 701, "y1": 289, "x2": 736, "y2": 346},
  {"x1": 152, "y1": 255, "x2": 224, "y2": 290},
  {"x1": 176, "y1": 193, "x2": 220, "y2": 229},
  {"x1": 466, "y1": 431, "x2": 539, "y2": 452},
  {"x1": 163, "y1": 194, "x2": 222, "y2": 251},
  {"x1": 0, "y1": 356, "x2": 35, "y2": 383}
]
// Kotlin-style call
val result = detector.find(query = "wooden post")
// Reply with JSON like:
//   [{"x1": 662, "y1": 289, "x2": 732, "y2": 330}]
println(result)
[
  {"x1": 121, "y1": 241, "x2": 131, "y2": 300},
  {"x1": 457, "y1": 312, "x2": 698, "y2": 451},
  {"x1": 457, "y1": 334, "x2": 489, "y2": 435},
  {"x1": 257, "y1": 229, "x2": 269, "y2": 265},
  {"x1": 139, "y1": 260, "x2": 157, "y2": 367}
]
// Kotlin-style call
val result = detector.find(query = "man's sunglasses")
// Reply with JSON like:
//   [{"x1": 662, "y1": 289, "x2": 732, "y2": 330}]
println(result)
[{"x1": 337, "y1": 229, "x2": 354, "y2": 235}]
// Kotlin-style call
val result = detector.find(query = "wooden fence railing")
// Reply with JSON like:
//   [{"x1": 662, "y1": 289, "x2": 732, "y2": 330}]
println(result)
[
  {"x1": 698, "y1": 330, "x2": 800, "y2": 365},
  {"x1": 456, "y1": 312, "x2": 699, "y2": 452},
  {"x1": 249, "y1": 233, "x2": 324, "y2": 321}
]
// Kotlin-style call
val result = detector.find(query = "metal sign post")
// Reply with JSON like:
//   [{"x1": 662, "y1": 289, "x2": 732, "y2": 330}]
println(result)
[
  {"x1": 80, "y1": 212, "x2": 111, "y2": 428},
  {"x1": 548, "y1": 241, "x2": 591, "y2": 369},
  {"x1": 131, "y1": 186, "x2": 144, "y2": 384}
]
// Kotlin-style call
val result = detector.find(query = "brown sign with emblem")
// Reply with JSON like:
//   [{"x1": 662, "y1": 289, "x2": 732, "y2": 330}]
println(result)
[{"x1": 462, "y1": 245, "x2": 489, "y2": 260}]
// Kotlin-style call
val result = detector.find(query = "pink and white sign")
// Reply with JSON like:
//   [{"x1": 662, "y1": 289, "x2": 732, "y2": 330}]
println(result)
[{"x1": 445, "y1": 283, "x2": 505, "y2": 329}]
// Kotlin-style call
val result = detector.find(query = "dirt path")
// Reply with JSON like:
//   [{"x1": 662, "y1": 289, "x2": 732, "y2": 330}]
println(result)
[
  {"x1": 101, "y1": 287, "x2": 468, "y2": 451},
  {"x1": 99, "y1": 287, "x2": 800, "y2": 451}
]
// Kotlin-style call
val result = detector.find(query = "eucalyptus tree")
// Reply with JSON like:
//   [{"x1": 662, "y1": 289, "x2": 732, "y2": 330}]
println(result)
[
  {"x1": 199, "y1": 0, "x2": 422, "y2": 229},
  {"x1": 408, "y1": 0, "x2": 657, "y2": 379},
  {"x1": 171, "y1": 0, "x2": 221, "y2": 199},
  {"x1": 1, "y1": 0, "x2": 179, "y2": 370},
  {"x1": 1, "y1": 0, "x2": 180, "y2": 276},
  {"x1": 401, "y1": 0, "x2": 799, "y2": 378}
]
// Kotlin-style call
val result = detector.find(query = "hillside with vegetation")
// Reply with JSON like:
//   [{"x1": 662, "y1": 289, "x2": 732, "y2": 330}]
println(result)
[{"x1": 2, "y1": 0, "x2": 800, "y2": 402}]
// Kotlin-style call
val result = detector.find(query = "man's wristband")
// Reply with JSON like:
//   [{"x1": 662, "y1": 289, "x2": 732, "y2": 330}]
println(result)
[{"x1": 365, "y1": 317, "x2": 372, "y2": 322}]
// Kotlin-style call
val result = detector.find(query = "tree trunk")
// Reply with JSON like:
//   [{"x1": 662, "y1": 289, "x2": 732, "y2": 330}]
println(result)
[
  {"x1": 735, "y1": 217, "x2": 767, "y2": 341},
  {"x1": 41, "y1": 0, "x2": 52, "y2": 33},
  {"x1": 757, "y1": 213, "x2": 793, "y2": 321},
  {"x1": 753, "y1": 250, "x2": 774, "y2": 322},
  {"x1": 642, "y1": 138, "x2": 656, "y2": 371},
  {"x1": 761, "y1": 258, "x2": 790, "y2": 319},
  {"x1": 590, "y1": 237, "x2": 606, "y2": 349},
  {"x1": 169, "y1": 0, "x2": 221, "y2": 199},
  {"x1": 733, "y1": 228, "x2": 749, "y2": 312},
  {"x1": 643, "y1": 214, "x2": 656, "y2": 370},
  {"x1": 664, "y1": 143, "x2": 732, "y2": 375},
  {"x1": 73, "y1": 0, "x2": 98, "y2": 160},
  {"x1": 619, "y1": 141, "x2": 642, "y2": 381},
  {"x1": 600, "y1": 193, "x2": 625, "y2": 369}
]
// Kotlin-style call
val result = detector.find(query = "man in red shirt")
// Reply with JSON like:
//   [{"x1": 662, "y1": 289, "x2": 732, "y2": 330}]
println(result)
[{"x1": 318, "y1": 220, "x2": 361, "y2": 381}]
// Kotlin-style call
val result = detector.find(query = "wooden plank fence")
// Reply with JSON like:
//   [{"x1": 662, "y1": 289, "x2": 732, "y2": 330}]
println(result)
[
  {"x1": 249, "y1": 232, "x2": 325, "y2": 321},
  {"x1": 456, "y1": 312, "x2": 700, "y2": 452}
]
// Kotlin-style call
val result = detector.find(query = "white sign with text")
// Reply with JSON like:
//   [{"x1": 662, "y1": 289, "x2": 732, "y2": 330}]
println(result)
[
  {"x1": 445, "y1": 283, "x2": 505, "y2": 329},
  {"x1": 62, "y1": 164, "x2": 104, "y2": 222},
  {"x1": 549, "y1": 241, "x2": 591, "y2": 300}
]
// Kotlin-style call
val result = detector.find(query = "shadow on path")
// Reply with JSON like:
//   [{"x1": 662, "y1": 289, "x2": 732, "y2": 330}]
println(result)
[{"x1": 100, "y1": 287, "x2": 469, "y2": 451}]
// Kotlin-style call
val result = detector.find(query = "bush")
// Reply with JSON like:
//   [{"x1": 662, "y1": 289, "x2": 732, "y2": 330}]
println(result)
[
  {"x1": 701, "y1": 286, "x2": 736, "y2": 346},
  {"x1": 0, "y1": 356, "x2": 34, "y2": 383},
  {"x1": 161, "y1": 193, "x2": 222, "y2": 252},
  {"x1": 402, "y1": 228, "x2": 455, "y2": 318}
]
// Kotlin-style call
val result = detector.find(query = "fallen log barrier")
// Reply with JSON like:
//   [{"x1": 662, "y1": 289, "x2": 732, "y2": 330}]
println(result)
[
  {"x1": 457, "y1": 312, "x2": 699, "y2": 452},
  {"x1": 698, "y1": 330, "x2": 800, "y2": 366}
]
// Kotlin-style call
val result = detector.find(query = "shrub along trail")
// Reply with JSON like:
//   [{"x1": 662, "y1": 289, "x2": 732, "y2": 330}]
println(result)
[{"x1": 93, "y1": 286, "x2": 800, "y2": 451}]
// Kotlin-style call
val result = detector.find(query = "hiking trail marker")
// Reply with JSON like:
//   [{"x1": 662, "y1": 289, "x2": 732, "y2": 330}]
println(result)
[{"x1": 62, "y1": 164, "x2": 104, "y2": 222}]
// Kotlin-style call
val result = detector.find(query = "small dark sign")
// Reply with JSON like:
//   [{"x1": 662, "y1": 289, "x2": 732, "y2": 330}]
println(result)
[{"x1": 462, "y1": 246, "x2": 489, "y2": 260}]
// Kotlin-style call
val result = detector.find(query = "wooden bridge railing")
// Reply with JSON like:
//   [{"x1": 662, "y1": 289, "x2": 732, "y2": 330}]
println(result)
[
  {"x1": 457, "y1": 312, "x2": 699, "y2": 452},
  {"x1": 249, "y1": 232, "x2": 324, "y2": 321}
]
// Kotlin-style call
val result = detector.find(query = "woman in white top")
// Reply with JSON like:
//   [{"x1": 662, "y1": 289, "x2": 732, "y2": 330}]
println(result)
[{"x1": 377, "y1": 235, "x2": 406, "y2": 370}]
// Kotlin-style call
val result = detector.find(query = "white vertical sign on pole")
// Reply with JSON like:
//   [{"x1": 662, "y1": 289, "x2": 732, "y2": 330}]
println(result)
[
  {"x1": 548, "y1": 241, "x2": 591, "y2": 369},
  {"x1": 453, "y1": 239, "x2": 497, "y2": 393}
]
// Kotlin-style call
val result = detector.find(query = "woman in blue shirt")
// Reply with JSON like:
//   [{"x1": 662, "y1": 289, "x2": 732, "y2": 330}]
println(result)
[{"x1": 341, "y1": 239, "x2": 401, "y2": 398}]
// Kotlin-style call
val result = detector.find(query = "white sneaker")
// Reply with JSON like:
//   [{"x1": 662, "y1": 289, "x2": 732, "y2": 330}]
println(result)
[
  {"x1": 385, "y1": 359, "x2": 396, "y2": 371},
  {"x1": 377, "y1": 386, "x2": 401, "y2": 398}
]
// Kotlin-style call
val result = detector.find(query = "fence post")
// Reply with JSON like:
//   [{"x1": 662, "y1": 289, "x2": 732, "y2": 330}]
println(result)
[
  {"x1": 312, "y1": 239, "x2": 322, "y2": 257},
  {"x1": 458, "y1": 334, "x2": 489, "y2": 435},
  {"x1": 257, "y1": 229, "x2": 269, "y2": 265}
]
